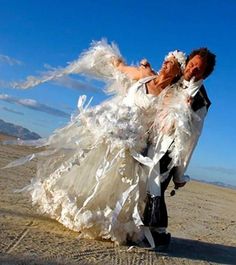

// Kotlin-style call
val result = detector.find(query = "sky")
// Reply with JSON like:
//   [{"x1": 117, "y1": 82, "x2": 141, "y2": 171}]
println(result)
[{"x1": 0, "y1": 0, "x2": 235, "y2": 186}]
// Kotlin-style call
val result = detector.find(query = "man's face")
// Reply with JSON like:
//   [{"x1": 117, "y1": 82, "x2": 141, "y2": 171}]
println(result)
[{"x1": 184, "y1": 55, "x2": 207, "y2": 81}]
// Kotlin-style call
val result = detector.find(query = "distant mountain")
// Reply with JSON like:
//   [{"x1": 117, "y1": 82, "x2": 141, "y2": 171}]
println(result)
[
  {"x1": 193, "y1": 178, "x2": 236, "y2": 190},
  {"x1": 0, "y1": 119, "x2": 41, "y2": 140}
]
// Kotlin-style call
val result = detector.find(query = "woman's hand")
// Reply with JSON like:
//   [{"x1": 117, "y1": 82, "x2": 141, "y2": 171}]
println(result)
[
  {"x1": 139, "y1": 58, "x2": 151, "y2": 68},
  {"x1": 139, "y1": 59, "x2": 156, "y2": 76}
]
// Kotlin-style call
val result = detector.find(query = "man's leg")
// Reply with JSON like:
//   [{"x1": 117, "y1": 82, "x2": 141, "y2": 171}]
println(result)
[
  {"x1": 143, "y1": 151, "x2": 174, "y2": 248},
  {"x1": 149, "y1": 172, "x2": 172, "y2": 248}
]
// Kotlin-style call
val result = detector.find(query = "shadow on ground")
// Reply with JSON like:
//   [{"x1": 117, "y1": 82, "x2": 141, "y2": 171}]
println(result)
[
  {"x1": 1, "y1": 208, "x2": 236, "y2": 264},
  {"x1": 166, "y1": 237, "x2": 236, "y2": 264}
]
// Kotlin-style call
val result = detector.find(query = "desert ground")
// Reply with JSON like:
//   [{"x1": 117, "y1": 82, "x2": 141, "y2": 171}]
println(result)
[{"x1": 0, "y1": 134, "x2": 236, "y2": 265}]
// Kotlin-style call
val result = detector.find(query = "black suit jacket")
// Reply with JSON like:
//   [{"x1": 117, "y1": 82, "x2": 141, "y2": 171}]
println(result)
[{"x1": 191, "y1": 85, "x2": 211, "y2": 112}]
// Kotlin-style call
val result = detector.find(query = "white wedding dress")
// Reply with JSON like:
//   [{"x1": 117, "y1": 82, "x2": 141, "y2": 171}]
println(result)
[
  {"x1": 23, "y1": 77, "x2": 159, "y2": 244},
  {"x1": 5, "y1": 40, "x2": 203, "y2": 246}
]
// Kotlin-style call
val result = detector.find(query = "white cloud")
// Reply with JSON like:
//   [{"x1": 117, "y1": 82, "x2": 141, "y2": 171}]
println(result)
[
  {"x1": 0, "y1": 54, "x2": 22, "y2": 66},
  {"x1": 1, "y1": 106, "x2": 24, "y2": 115},
  {"x1": 54, "y1": 76, "x2": 100, "y2": 93},
  {"x1": 0, "y1": 94, "x2": 70, "y2": 118}
]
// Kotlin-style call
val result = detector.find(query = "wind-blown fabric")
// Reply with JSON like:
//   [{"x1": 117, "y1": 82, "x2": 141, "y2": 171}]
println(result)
[{"x1": 12, "y1": 39, "x2": 133, "y2": 96}]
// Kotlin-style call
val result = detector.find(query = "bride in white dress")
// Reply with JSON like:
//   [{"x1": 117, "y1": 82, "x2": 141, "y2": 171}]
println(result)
[{"x1": 6, "y1": 41, "x2": 193, "y2": 245}]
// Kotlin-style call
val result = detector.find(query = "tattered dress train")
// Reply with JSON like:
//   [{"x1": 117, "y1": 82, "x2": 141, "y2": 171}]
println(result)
[{"x1": 25, "y1": 77, "x2": 159, "y2": 244}]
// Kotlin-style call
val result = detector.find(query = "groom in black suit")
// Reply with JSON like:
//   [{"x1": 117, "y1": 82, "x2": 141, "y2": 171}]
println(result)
[{"x1": 143, "y1": 48, "x2": 216, "y2": 249}]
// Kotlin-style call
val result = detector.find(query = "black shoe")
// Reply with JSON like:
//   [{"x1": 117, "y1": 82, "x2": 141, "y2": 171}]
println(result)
[
  {"x1": 152, "y1": 231, "x2": 171, "y2": 251},
  {"x1": 126, "y1": 236, "x2": 150, "y2": 248}
]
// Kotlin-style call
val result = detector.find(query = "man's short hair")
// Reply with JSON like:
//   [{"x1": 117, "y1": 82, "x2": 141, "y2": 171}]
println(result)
[{"x1": 187, "y1": 48, "x2": 216, "y2": 79}]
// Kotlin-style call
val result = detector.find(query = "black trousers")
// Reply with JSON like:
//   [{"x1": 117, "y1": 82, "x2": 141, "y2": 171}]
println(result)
[{"x1": 143, "y1": 151, "x2": 175, "y2": 228}]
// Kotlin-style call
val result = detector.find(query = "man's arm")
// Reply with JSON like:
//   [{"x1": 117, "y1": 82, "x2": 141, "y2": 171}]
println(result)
[{"x1": 171, "y1": 108, "x2": 207, "y2": 186}]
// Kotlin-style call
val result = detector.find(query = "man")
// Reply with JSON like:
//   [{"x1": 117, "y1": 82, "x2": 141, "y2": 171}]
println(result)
[
  {"x1": 112, "y1": 48, "x2": 216, "y2": 249},
  {"x1": 143, "y1": 48, "x2": 216, "y2": 249}
]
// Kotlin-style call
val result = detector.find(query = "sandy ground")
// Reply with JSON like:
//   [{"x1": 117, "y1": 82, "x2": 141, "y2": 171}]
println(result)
[{"x1": 0, "y1": 133, "x2": 236, "y2": 265}]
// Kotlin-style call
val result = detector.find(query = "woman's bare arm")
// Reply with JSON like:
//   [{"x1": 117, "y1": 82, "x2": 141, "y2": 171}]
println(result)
[{"x1": 113, "y1": 57, "x2": 155, "y2": 80}]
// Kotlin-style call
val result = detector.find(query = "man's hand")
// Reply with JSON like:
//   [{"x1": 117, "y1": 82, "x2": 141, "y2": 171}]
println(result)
[
  {"x1": 174, "y1": 181, "x2": 187, "y2": 189},
  {"x1": 187, "y1": 96, "x2": 193, "y2": 105},
  {"x1": 173, "y1": 175, "x2": 190, "y2": 189}
]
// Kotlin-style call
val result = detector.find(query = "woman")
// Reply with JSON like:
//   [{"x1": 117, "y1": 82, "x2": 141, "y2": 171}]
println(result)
[{"x1": 6, "y1": 42, "x2": 187, "y2": 245}]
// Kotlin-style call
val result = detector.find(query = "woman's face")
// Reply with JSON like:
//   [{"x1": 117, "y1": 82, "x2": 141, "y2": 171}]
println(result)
[{"x1": 159, "y1": 56, "x2": 181, "y2": 79}]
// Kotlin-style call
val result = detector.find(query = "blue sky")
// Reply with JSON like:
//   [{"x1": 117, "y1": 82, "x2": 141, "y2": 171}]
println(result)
[{"x1": 0, "y1": 0, "x2": 235, "y2": 186}]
